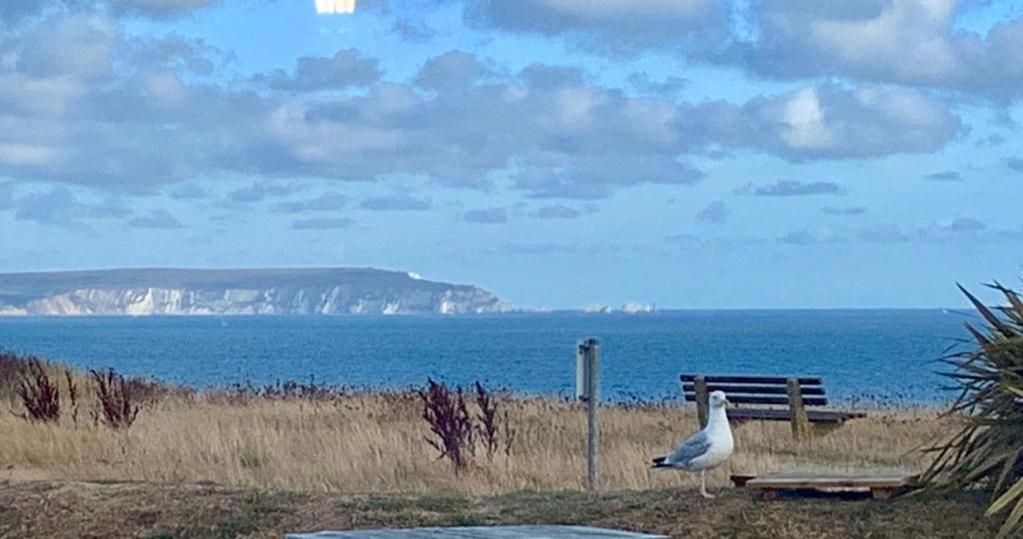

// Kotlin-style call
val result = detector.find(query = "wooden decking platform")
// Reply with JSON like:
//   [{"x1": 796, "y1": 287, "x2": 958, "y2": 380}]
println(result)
[
  {"x1": 734, "y1": 474, "x2": 919, "y2": 500},
  {"x1": 287, "y1": 525, "x2": 668, "y2": 538}
]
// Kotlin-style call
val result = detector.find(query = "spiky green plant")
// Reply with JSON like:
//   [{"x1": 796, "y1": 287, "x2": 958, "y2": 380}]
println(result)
[{"x1": 922, "y1": 283, "x2": 1023, "y2": 538}]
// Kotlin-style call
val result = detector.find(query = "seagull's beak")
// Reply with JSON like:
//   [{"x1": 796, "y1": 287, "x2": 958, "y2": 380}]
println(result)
[{"x1": 724, "y1": 398, "x2": 731, "y2": 406}]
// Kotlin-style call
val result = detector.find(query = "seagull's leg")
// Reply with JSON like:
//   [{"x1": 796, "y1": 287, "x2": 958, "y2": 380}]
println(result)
[{"x1": 699, "y1": 470, "x2": 715, "y2": 499}]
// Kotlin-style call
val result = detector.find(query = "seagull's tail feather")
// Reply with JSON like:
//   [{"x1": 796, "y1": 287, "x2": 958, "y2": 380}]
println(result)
[{"x1": 651, "y1": 456, "x2": 670, "y2": 469}]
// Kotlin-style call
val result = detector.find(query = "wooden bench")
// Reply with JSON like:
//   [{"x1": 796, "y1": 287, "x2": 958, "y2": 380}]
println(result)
[{"x1": 680, "y1": 374, "x2": 865, "y2": 439}]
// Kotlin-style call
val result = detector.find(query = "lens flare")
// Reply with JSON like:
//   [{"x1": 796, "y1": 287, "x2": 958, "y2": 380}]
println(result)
[{"x1": 315, "y1": 0, "x2": 356, "y2": 14}]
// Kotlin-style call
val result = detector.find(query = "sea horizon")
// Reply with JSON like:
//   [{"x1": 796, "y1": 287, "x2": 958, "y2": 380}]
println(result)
[{"x1": 0, "y1": 310, "x2": 976, "y2": 405}]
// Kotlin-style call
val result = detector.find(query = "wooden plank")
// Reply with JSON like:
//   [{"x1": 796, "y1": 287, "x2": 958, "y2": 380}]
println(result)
[
  {"x1": 685, "y1": 395, "x2": 828, "y2": 406},
  {"x1": 871, "y1": 487, "x2": 902, "y2": 500},
  {"x1": 287, "y1": 526, "x2": 669, "y2": 538},
  {"x1": 747, "y1": 475, "x2": 918, "y2": 490},
  {"x1": 802, "y1": 410, "x2": 866, "y2": 421},
  {"x1": 730, "y1": 474, "x2": 756, "y2": 488},
  {"x1": 682, "y1": 384, "x2": 826, "y2": 396},
  {"x1": 727, "y1": 408, "x2": 864, "y2": 423},
  {"x1": 680, "y1": 374, "x2": 822, "y2": 385},
  {"x1": 727, "y1": 408, "x2": 792, "y2": 421}
]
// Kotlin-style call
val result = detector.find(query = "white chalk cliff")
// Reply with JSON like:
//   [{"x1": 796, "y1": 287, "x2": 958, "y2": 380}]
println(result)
[{"x1": 0, "y1": 268, "x2": 511, "y2": 316}]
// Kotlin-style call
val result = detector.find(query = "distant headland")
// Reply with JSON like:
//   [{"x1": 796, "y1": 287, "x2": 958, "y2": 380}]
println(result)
[{"x1": 0, "y1": 268, "x2": 512, "y2": 316}]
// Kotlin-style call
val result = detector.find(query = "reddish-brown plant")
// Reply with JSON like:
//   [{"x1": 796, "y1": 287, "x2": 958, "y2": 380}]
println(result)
[
  {"x1": 419, "y1": 378, "x2": 474, "y2": 471},
  {"x1": 90, "y1": 368, "x2": 140, "y2": 429},
  {"x1": 65, "y1": 370, "x2": 79, "y2": 426},
  {"x1": 17, "y1": 358, "x2": 61, "y2": 422},
  {"x1": 474, "y1": 381, "x2": 500, "y2": 459}
]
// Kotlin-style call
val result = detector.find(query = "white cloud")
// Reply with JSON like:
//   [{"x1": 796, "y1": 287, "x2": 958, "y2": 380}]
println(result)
[
  {"x1": 466, "y1": 0, "x2": 1023, "y2": 100},
  {"x1": 463, "y1": 207, "x2": 508, "y2": 224},
  {"x1": 17, "y1": 13, "x2": 116, "y2": 79},
  {"x1": 689, "y1": 84, "x2": 961, "y2": 160},
  {"x1": 808, "y1": 0, "x2": 958, "y2": 80},
  {"x1": 265, "y1": 102, "x2": 402, "y2": 163},
  {"x1": 554, "y1": 87, "x2": 604, "y2": 128},
  {"x1": 415, "y1": 50, "x2": 489, "y2": 90},
  {"x1": 734, "y1": 0, "x2": 1023, "y2": 100},
  {"x1": 291, "y1": 217, "x2": 355, "y2": 229},
  {"x1": 0, "y1": 10, "x2": 965, "y2": 201},
  {"x1": 468, "y1": 0, "x2": 729, "y2": 55},
  {"x1": 127, "y1": 208, "x2": 183, "y2": 229},
  {"x1": 144, "y1": 71, "x2": 188, "y2": 106},
  {"x1": 109, "y1": 0, "x2": 221, "y2": 17},
  {"x1": 0, "y1": 73, "x2": 85, "y2": 116},
  {"x1": 254, "y1": 48, "x2": 382, "y2": 91},
  {"x1": 695, "y1": 200, "x2": 729, "y2": 225},
  {"x1": 780, "y1": 88, "x2": 834, "y2": 150},
  {"x1": 360, "y1": 193, "x2": 431, "y2": 211},
  {"x1": 540, "y1": 0, "x2": 712, "y2": 19},
  {"x1": 0, "y1": 142, "x2": 62, "y2": 166}
]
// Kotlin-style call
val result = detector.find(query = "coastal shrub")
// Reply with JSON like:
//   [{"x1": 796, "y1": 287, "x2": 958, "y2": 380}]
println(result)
[
  {"x1": 0, "y1": 352, "x2": 23, "y2": 400},
  {"x1": 474, "y1": 381, "x2": 499, "y2": 458},
  {"x1": 420, "y1": 379, "x2": 475, "y2": 471},
  {"x1": 65, "y1": 370, "x2": 79, "y2": 426},
  {"x1": 225, "y1": 378, "x2": 346, "y2": 403},
  {"x1": 17, "y1": 358, "x2": 61, "y2": 422},
  {"x1": 90, "y1": 368, "x2": 140, "y2": 429},
  {"x1": 923, "y1": 283, "x2": 1023, "y2": 538},
  {"x1": 123, "y1": 376, "x2": 179, "y2": 405},
  {"x1": 501, "y1": 410, "x2": 516, "y2": 457},
  {"x1": 419, "y1": 380, "x2": 517, "y2": 470}
]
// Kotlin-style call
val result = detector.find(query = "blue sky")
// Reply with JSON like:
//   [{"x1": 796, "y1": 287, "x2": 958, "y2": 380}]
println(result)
[{"x1": 0, "y1": 0, "x2": 1022, "y2": 309}]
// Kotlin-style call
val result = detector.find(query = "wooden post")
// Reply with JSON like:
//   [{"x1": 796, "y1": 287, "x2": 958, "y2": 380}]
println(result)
[
  {"x1": 694, "y1": 376, "x2": 709, "y2": 429},
  {"x1": 786, "y1": 378, "x2": 810, "y2": 440},
  {"x1": 585, "y1": 339, "x2": 599, "y2": 491}
]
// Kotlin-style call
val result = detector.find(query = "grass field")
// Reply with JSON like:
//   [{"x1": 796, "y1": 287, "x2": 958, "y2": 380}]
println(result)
[
  {"x1": 1, "y1": 381, "x2": 951, "y2": 494},
  {"x1": 0, "y1": 354, "x2": 986, "y2": 537}
]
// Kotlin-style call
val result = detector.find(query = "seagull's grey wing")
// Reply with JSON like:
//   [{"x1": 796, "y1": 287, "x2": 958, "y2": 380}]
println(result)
[{"x1": 668, "y1": 430, "x2": 711, "y2": 466}]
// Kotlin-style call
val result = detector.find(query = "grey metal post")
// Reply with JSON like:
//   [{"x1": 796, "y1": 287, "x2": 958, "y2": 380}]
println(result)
[
  {"x1": 579, "y1": 338, "x2": 600, "y2": 491},
  {"x1": 575, "y1": 341, "x2": 587, "y2": 400}
]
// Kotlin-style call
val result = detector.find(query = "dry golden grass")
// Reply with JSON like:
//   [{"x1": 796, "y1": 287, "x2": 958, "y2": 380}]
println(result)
[{"x1": 0, "y1": 386, "x2": 955, "y2": 495}]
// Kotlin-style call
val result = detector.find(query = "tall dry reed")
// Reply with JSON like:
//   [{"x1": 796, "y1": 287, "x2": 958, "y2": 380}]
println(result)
[{"x1": 0, "y1": 385, "x2": 952, "y2": 494}]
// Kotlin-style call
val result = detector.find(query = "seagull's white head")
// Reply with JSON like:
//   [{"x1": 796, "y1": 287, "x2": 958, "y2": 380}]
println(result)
[{"x1": 709, "y1": 390, "x2": 729, "y2": 408}]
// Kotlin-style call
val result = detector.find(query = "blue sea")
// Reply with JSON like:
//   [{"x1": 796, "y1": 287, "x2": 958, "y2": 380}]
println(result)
[{"x1": 0, "y1": 310, "x2": 979, "y2": 404}]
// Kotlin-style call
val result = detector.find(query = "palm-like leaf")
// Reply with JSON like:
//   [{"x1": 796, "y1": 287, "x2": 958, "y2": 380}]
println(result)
[{"x1": 922, "y1": 284, "x2": 1023, "y2": 538}]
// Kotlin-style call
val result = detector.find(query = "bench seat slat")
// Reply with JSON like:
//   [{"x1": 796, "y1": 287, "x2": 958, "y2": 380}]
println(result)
[
  {"x1": 685, "y1": 395, "x2": 828, "y2": 406},
  {"x1": 681, "y1": 384, "x2": 825, "y2": 396},
  {"x1": 680, "y1": 374, "x2": 822, "y2": 385}
]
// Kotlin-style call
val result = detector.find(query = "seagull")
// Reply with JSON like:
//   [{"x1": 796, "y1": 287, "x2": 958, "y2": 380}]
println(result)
[{"x1": 651, "y1": 390, "x2": 734, "y2": 499}]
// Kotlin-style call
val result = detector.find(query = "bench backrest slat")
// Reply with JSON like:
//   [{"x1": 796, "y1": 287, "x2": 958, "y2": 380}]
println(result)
[
  {"x1": 680, "y1": 383, "x2": 825, "y2": 396},
  {"x1": 680, "y1": 374, "x2": 822, "y2": 385},
  {"x1": 680, "y1": 374, "x2": 829, "y2": 408},
  {"x1": 683, "y1": 394, "x2": 828, "y2": 406},
  {"x1": 681, "y1": 373, "x2": 846, "y2": 438}
]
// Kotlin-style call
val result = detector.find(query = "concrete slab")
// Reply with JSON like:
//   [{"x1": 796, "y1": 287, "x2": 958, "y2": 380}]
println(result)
[{"x1": 286, "y1": 525, "x2": 668, "y2": 538}]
